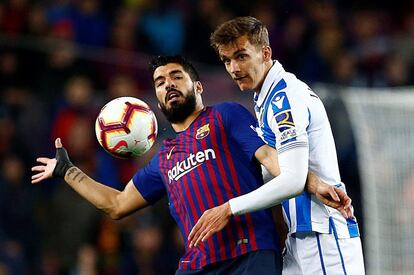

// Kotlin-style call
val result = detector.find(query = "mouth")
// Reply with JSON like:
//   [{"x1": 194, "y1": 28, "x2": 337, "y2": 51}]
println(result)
[
  {"x1": 165, "y1": 90, "x2": 182, "y2": 104},
  {"x1": 234, "y1": 76, "x2": 247, "y2": 82}
]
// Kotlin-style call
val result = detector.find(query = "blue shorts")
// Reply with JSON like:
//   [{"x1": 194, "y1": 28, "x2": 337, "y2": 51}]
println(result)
[{"x1": 175, "y1": 250, "x2": 282, "y2": 275}]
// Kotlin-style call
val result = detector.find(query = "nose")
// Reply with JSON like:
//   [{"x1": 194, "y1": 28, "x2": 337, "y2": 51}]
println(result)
[
  {"x1": 229, "y1": 60, "x2": 240, "y2": 74},
  {"x1": 165, "y1": 77, "x2": 177, "y2": 91}
]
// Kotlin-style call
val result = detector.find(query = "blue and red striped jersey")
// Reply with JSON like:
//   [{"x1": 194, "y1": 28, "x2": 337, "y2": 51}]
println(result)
[{"x1": 133, "y1": 102, "x2": 279, "y2": 270}]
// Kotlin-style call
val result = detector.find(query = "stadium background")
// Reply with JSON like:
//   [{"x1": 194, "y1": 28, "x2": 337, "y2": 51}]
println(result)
[{"x1": 0, "y1": 0, "x2": 413, "y2": 274}]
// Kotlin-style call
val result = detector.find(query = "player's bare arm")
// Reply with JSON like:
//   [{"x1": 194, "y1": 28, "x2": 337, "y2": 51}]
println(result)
[{"x1": 31, "y1": 138, "x2": 149, "y2": 220}]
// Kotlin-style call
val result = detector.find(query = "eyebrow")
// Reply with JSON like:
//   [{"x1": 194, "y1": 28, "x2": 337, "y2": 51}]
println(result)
[
  {"x1": 154, "y1": 69, "x2": 183, "y2": 83},
  {"x1": 220, "y1": 49, "x2": 247, "y2": 60},
  {"x1": 153, "y1": 75, "x2": 164, "y2": 83},
  {"x1": 169, "y1": 69, "x2": 183, "y2": 76}
]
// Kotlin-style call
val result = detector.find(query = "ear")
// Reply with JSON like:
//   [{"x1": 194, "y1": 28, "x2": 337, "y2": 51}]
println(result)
[
  {"x1": 262, "y1": 46, "x2": 272, "y2": 62},
  {"x1": 194, "y1": 81, "x2": 203, "y2": 94}
]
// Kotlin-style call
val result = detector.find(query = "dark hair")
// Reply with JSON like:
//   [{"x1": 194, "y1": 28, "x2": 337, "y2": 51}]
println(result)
[
  {"x1": 210, "y1": 16, "x2": 269, "y2": 52},
  {"x1": 149, "y1": 55, "x2": 200, "y2": 82}
]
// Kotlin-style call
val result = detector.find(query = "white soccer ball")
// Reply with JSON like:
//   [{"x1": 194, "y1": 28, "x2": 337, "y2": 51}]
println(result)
[{"x1": 95, "y1": 97, "x2": 158, "y2": 158}]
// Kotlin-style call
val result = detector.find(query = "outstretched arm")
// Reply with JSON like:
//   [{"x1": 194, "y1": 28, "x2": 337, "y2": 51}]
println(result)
[{"x1": 32, "y1": 138, "x2": 148, "y2": 219}]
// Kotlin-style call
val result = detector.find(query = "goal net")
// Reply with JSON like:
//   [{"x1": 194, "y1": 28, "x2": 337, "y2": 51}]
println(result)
[{"x1": 342, "y1": 88, "x2": 414, "y2": 275}]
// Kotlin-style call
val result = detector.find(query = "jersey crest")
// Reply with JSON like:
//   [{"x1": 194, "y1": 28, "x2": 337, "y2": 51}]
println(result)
[{"x1": 196, "y1": 123, "x2": 210, "y2": 139}]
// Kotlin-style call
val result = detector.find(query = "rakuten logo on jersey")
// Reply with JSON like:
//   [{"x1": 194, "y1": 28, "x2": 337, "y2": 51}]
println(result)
[{"x1": 167, "y1": 149, "x2": 216, "y2": 183}]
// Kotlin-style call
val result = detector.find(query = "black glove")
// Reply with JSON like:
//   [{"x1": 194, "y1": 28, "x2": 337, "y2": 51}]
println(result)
[{"x1": 52, "y1": 147, "x2": 74, "y2": 178}]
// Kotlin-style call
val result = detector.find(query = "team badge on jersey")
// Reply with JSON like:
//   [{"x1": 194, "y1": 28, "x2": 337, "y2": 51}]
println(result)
[
  {"x1": 271, "y1": 91, "x2": 297, "y2": 145},
  {"x1": 196, "y1": 124, "x2": 210, "y2": 139}
]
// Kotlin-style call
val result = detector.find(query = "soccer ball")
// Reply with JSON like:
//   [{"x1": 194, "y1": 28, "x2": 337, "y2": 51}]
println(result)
[{"x1": 95, "y1": 97, "x2": 158, "y2": 158}]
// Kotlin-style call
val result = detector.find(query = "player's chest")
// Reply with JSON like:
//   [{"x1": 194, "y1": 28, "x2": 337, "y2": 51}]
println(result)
[{"x1": 159, "y1": 124, "x2": 225, "y2": 183}]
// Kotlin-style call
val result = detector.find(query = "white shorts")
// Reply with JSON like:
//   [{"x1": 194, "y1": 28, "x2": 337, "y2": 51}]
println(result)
[{"x1": 282, "y1": 232, "x2": 365, "y2": 275}]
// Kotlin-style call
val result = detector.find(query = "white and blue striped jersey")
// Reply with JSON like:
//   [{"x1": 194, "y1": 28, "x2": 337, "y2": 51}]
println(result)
[{"x1": 254, "y1": 61, "x2": 359, "y2": 239}]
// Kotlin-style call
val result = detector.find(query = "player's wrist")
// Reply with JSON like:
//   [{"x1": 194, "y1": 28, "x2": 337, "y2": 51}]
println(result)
[
  {"x1": 223, "y1": 202, "x2": 233, "y2": 217},
  {"x1": 52, "y1": 147, "x2": 74, "y2": 178},
  {"x1": 228, "y1": 198, "x2": 242, "y2": 216},
  {"x1": 305, "y1": 171, "x2": 320, "y2": 195}
]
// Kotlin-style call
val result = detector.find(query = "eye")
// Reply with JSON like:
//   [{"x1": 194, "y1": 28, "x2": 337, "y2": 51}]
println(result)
[
  {"x1": 237, "y1": 54, "x2": 247, "y2": 61},
  {"x1": 222, "y1": 58, "x2": 230, "y2": 66},
  {"x1": 155, "y1": 80, "x2": 164, "y2": 87}
]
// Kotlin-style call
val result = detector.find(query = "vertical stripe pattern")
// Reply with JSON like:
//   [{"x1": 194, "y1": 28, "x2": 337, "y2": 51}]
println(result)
[{"x1": 155, "y1": 106, "x2": 278, "y2": 270}]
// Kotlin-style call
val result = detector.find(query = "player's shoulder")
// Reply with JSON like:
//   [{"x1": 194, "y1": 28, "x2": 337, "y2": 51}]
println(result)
[
  {"x1": 265, "y1": 74, "x2": 314, "y2": 108},
  {"x1": 282, "y1": 72, "x2": 314, "y2": 95}
]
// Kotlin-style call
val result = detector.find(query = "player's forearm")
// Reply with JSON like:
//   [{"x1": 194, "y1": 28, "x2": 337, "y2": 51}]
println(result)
[
  {"x1": 64, "y1": 166, "x2": 124, "y2": 219},
  {"x1": 305, "y1": 171, "x2": 321, "y2": 195},
  {"x1": 229, "y1": 147, "x2": 308, "y2": 215}
]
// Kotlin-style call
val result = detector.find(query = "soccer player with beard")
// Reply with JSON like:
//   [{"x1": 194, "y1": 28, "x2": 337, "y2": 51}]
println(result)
[{"x1": 32, "y1": 55, "x2": 349, "y2": 275}]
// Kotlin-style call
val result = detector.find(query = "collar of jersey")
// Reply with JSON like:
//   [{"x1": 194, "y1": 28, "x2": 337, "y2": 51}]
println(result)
[
  {"x1": 254, "y1": 60, "x2": 284, "y2": 108},
  {"x1": 175, "y1": 106, "x2": 207, "y2": 134}
]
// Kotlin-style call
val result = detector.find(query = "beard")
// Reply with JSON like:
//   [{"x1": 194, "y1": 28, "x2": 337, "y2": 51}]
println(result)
[{"x1": 160, "y1": 87, "x2": 197, "y2": 123}]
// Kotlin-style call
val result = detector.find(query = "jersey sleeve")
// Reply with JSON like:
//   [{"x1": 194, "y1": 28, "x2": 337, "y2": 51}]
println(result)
[
  {"x1": 217, "y1": 102, "x2": 265, "y2": 160},
  {"x1": 266, "y1": 87, "x2": 309, "y2": 154},
  {"x1": 132, "y1": 155, "x2": 166, "y2": 204}
]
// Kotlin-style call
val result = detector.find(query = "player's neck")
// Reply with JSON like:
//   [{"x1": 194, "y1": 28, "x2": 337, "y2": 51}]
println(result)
[
  {"x1": 253, "y1": 60, "x2": 273, "y2": 94},
  {"x1": 171, "y1": 105, "x2": 205, "y2": 132}
]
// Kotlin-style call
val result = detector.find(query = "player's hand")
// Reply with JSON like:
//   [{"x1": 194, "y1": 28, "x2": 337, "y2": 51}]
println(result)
[
  {"x1": 315, "y1": 183, "x2": 353, "y2": 219},
  {"x1": 188, "y1": 202, "x2": 232, "y2": 248},
  {"x1": 31, "y1": 138, "x2": 73, "y2": 183}
]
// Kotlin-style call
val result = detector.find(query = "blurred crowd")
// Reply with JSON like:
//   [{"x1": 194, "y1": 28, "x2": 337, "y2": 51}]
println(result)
[{"x1": 0, "y1": 0, "x2": 413, "y2": 274}]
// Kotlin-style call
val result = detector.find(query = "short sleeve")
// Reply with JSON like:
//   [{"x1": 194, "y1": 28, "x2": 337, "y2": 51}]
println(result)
[
  {"x1": 132, "y1": 155, "x2": 166, "y2": 204},
  {"x1": 216, "y1": 102, "x2": 265, "y2": 160}
]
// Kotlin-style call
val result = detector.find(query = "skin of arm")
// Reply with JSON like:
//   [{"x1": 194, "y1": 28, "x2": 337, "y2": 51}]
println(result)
[
  {"x1": 304, "y1": 171, "x2": 352, "y2": 217},
  {"x1": 254, "y1": 144, "x2": 281, "y2": 178},
  {"x1": 63, "y1": 167, "x2": 148, "y2": 219},
  {"x1": 32, "y1": 138, "x2": 149, "y2": 220}
]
